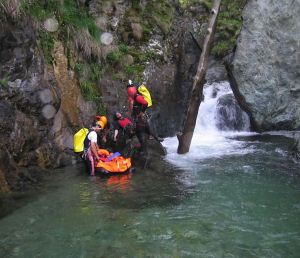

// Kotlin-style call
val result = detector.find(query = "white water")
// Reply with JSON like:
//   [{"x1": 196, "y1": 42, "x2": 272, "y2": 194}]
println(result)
[{"x1": 163, "y1": 81, "x2": 256, "y2": 170}]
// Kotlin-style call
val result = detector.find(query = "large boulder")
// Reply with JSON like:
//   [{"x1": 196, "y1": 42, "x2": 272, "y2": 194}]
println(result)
[{"x1": 227, "y1": 0, "x2": 300, "y2": 131}]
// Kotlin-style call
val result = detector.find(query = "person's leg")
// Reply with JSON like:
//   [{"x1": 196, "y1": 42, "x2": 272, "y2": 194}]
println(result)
[
  {"x1": 87, "y1": 149, "x2": 95, "y2": 176},
  {"x1": 136, "y1": 130, "x2": 148, "y2": 154}
]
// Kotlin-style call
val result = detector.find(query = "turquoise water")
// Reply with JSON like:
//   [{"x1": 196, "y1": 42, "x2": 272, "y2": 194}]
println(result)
[{"x1": 0, "y1": 134, "x2": 300, "y2": 258}]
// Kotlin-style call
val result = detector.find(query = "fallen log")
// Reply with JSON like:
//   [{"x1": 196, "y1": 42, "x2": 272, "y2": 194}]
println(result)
[{"x1": 177, "y1": 0, "x2": 221, "y2": 154}]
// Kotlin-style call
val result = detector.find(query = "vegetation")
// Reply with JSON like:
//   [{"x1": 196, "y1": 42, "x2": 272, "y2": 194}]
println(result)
[
  {"x1": 0, "y1": 0, "x2": 246, "y2": 105},
  {"x1": 212, "y1": 0, "x2": 247, "y2": 57},
  {"x1": 178, "y1": 0, "x2": 246, "y2": 57},
  {"x1": 38, "y1": 30, "x2": 54, "y2": 64},
  {"x1": 17, "y1": 0, "x2": 104, "y2": 104},
  {"x1": 0, "y1": 76, "x2": 10, "y2": 88},
  {"x1": 74, "y1": 61, "x2": 103, "y2": 104},
  {"x1": 21, "y1": 0, "x2": 100, "y2": 39}
]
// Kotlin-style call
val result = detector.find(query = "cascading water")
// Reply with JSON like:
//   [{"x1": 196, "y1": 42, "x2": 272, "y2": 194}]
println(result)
[{"x1": 163, "y1": 81, "x2": 255, "y2": 169}]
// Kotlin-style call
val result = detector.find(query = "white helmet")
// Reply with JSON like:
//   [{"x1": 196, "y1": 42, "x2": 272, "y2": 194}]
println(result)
[{"x1": 128, "y1": 79, "x2": 133, "y2": 85}]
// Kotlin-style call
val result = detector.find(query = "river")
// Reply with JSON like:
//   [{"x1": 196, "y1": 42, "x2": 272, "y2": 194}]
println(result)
[{"x1": 0, "y1": 82, "x2": 299, "y2": 258}]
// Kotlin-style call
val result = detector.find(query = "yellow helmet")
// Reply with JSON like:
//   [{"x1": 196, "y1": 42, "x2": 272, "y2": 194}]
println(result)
[
  {"x1": 99, "y1": 116, "x2": 108, "y2": 127},
  {"x1": 96, "y1": 120, "x2": 105, "y2": 129}
]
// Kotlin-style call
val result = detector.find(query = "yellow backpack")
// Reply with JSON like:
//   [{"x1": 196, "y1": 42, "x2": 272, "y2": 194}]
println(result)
[
  {"x1": 138, "y1": 84, "x2": 152, "y2": 107},
  {"x1": 73, "y1": 128, "x2": 89, "y2": 153}
]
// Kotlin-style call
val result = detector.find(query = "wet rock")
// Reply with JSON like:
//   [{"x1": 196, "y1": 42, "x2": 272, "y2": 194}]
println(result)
[
  {"x1": 290, "y1": 133, "x2": 300, "y2": 160},
  {"x1": 215, "y1": 93, "x2": 250, "y2": 131},
  {"x1": 119, "y1": 54, "x2": 134, "y2": 67},
  {"x1": 228, "y1": 0, "x2": 300, "y2": 130},
  {"x1": 95, "y1": 16, "x2": 108, "y2": 31},
  {"x1": 131, "y1": 23, "x2": 143, "y2": 40},
  {"x1": 42, "y1": 104, "x2": 57, "y2": 119},
  {"x1": 39, "y1": 89, "x2": 54, "y2": 104},
  {"x1": 206, "y1": 58, "x2": 228, "y2": 83}
]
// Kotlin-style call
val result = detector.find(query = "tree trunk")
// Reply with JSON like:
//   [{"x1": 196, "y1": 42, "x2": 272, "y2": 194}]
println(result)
[{"x1": 177, "y1": 0, "x2": 221, "y2": 154}]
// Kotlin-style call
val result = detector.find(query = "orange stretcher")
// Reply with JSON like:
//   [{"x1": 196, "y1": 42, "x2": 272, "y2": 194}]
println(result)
[{"x1": 95, "y1": 149, "x2": 132, "y2": 174}]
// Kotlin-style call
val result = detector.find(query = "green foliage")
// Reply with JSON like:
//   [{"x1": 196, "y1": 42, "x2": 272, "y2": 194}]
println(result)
[
  {"x1": 123, "y1": 64, "x2": 145, "y2": 81},
  {"x1": 21, "y1": 0, "x2": 56, "y2": 20},
  {"x1": 118, "y1": 44, "x2": 129, "y2": 54},
  {"x1": 90, "y1": 63, "x2": 103, "y2": 82},
  {"x1": 57, "y1": 0, "x2": 100, "y2": 40},
  {"x1": 106, "y1": 51, "x2": 122, "y2": 63},
  {"x1": 79, "y1": 80, "x2": 97, "y2": 101},
  {"x1": 38, "y1": 30, "x2": 54, "y2": 64},
  {"x1": 179, "y1": 0, "x2": 211, "y2": 10},
  {"x1": 75, "y1": 61, "x2": 103, "y2": 103},
  {"x1": 176, "y1": 0, "x2": 246, "y2": 57},
  {"x1": 213, "y1": 0, "x2": 247, "y2": 57},
  {"x1": 143, "y1": 0, "x2": 174, "y2": 35},
  {"x1": 212, "y1": 40, "x2": 231, "y2": 56},
  {"x1": 0, "y1": 76, "x2": 9, "y2": 88},
  {"x1": 21, "y1": 0, "x2": 101, "y2": 40},
  {"x1": 200, "y1": 0, "x2": 212, "y2": 11}
]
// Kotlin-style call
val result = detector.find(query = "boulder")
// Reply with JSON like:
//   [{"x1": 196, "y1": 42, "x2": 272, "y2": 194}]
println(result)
[
  {"x1": 43, "y1": 18, "x2": 59, "y2": 32},
  {"x1": 100, "y1": 32, "x2": 114, "y2": 45},
  {"x1": 131, "y1": 22, "x2": 143, "y2": 41},
  {"x1": 227, "y1": 0, "x2": 300, "y2": 130}
]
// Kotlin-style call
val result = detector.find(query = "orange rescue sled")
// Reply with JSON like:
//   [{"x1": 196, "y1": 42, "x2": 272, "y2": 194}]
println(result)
[{"x1": 95, "y1": 149, "x2": 132, "y2": 174}]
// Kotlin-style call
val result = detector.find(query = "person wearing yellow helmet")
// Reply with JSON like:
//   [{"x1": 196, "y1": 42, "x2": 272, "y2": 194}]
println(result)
[
  {"x1": 94, "y1": 115, "x2": 110, "y2": 148},
  {"x1": 83, "y1": 121, "x2": 103, "y2": 176}
]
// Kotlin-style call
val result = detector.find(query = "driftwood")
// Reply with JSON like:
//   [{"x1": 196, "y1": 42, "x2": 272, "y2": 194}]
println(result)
[{"x1": 177, "y1": 0, "x2": 221, "y2": 154}]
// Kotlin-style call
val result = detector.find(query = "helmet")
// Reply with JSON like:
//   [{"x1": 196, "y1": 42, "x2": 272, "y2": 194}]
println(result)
[
  {"x1": 127, "y1": 86, "x2": 137, "y2": 98},
  {"x1": 128, "y1": 79, "x2": 133, "y2": 85},
  {"x1": 99, "y1": 116, "x2": 108, "y2": 127},
  {"x1": 97, "y1": 120, "x2": 105, "y2": 129}
]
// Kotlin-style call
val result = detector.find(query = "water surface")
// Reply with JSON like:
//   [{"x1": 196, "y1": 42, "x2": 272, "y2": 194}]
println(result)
[{"x1": 1, "y1": 82, "x2": 299, "y2": 257}]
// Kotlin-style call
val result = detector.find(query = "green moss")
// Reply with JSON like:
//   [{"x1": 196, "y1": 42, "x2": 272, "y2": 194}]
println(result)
[
  {"x1": 212, "y1": 0, "x2": 247, "y2": 57},
  {"x1": 79, "y1": 79, "x2": 100, "y2": 101},
  {"x1": 57, "y1": 0, "x2": 100, "y2": 40},
  {"x1": 106, "y1": 51, "x2": 122, "y2": 64},
  {"x1": 200, "y1": 0, "x2": 213, "y2": 11},
  {"x1": 123, "y1": 64, "x2": 145, "y2": 77},
  {"x1": 38, "y1": 30, "x2": 54, "y2": 64},
  {"x1": 75, "y1": 60, "x2": 103, "y2": 104},
  {"x1": 0, "y1": 76, "x2": 9, "y2": 88},
  {"x1": 21, "y1": 0, "x2": 56, "y2": 20},
  {"x1": 21, "y1": 0, "x2": 101, "y2": 40},
  {"x1": 143, "y1": 0, "x2": 174, "y2": 35},
  {"x1": 118, "y1": 44, "x2": 129, "y2": 54}
]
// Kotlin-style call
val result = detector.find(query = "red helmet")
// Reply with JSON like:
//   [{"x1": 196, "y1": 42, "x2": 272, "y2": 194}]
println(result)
[{"x1": 127, "y1": 86, "x2": 137, "y2": 98}]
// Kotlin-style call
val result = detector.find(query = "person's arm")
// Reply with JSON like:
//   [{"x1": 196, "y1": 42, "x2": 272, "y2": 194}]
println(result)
[
  {"x1": 114, "y1": 129, "x2": 119, "y2": 141},
  {"x1": 128, "y1": 97, "x2": 134, "y2": 111}
]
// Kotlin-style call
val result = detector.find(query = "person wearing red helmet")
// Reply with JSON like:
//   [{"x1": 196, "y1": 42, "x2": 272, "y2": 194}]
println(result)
[{"x1": 127, "y1": 80, "x2": 137, "y2": 112}]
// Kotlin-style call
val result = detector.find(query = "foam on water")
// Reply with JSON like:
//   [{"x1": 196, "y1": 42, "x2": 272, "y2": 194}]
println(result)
[{"x1": 162, "y1": 81, "x2": 256, "y2": 170}]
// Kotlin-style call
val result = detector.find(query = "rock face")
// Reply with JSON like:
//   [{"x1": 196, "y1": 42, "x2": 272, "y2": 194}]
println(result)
[
  {"x1": 228, "y1": 0, "x2": 300, "y2": 131},
  {"x1": 0, "y1": 21, "x2": 94, "y2": 191}
]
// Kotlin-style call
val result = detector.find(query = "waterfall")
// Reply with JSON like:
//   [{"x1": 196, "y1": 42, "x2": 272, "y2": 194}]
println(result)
[{"x1": 163, "y1": 81, "x2": 254, "y2": 169}]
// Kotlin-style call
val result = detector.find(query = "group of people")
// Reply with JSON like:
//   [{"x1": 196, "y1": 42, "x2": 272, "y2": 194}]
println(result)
[{"x1": 83, "y1": 80, "x2": 163, "y2": 175}]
